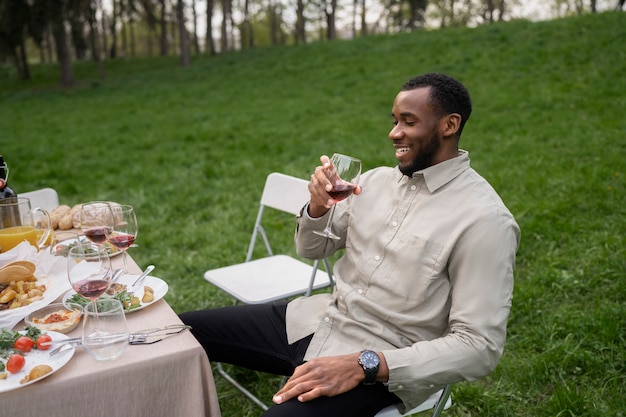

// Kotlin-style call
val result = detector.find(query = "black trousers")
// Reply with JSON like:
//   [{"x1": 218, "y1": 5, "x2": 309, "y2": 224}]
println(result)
[{"x1": 179, "y1": 302, "x2": 400, "y2": 417}]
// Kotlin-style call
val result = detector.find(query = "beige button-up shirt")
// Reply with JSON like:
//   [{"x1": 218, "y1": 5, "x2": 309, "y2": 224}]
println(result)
[{"x1": 287, "y1": 151, "x2": 520, "y2": 411}]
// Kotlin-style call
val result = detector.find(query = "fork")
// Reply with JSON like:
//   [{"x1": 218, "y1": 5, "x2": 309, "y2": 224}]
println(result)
[
  {"x1": 49, "y1": 325, "x2": 191, "y2": 355},
  {"x1": 48, "y1": 333, "x2": 149, "y2": 356},
  {"x1": 126, "y1": 264, "x2": 155, "y2": 296}
]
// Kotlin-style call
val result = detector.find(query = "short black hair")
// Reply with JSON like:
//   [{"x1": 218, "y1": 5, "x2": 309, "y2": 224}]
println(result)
[{"x1": 401, "y1": 73, "x2": 472, "y2": 136}]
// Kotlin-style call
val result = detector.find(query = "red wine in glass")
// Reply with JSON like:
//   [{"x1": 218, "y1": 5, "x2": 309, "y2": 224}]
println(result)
[
  {"x1": 328, "y1": 182, "x2": 356, "y2": 203},
  {"x1": 84, "y1": 226, "x2": 112, "y2": 245},
  {"x1": 73, "y1": 279, "x2": 110, "y2": 301},
  {"x1": 313, "y1": 153, "x2": 361, "y2": 240},
  {"x1": 108, "y1": 233, "x2": 136, "y2": 250}
]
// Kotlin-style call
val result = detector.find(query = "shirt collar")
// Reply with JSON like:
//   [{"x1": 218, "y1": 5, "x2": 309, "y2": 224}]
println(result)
[{"x1": 395, "y1": 150, "x2": 471, "y2": 193}]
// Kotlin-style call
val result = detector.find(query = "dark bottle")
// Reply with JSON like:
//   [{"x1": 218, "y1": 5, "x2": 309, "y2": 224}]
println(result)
[
  {"x1": 0, "y1": 155, "x2": 20, "y2": 231},
  {"x1": 0, "y1": 155, "x2": 17, "y2": 201}
]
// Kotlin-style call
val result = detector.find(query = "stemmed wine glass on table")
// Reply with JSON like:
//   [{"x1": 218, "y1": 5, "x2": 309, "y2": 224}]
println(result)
[
  {"x1": 80, "y1": 202, "x2": 114, "y2": 246},
  {"x1": 313, "y1": 153, "x2": 362, "y2": 240},
  {"x1": 107, "y1": 205, "x2": 138, "y2": 274},
  {"x1": 67, "y1": 243, "x2": 129, "y2": 361},
  {"x1": 66, "y1": 243, "x2": 113, "y2": 320}
]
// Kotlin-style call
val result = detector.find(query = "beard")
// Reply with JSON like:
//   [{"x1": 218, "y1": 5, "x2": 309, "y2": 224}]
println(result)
[{"x1": 398, "y1": 132, "x2": 441, "y2": 177}]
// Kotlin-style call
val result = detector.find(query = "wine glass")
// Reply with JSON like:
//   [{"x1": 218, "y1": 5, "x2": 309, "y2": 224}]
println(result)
[
  {"x1": 107, "y1": 204, "x2": 138, "y2": 274},
  {"x1": 80, "y1": 202, "x2": 114, "y2": 246},
  {"x1": 67, "y1": 242, "x2": 113, "y2": 321},
  {"x1": 82, "y1": 298, "x2": 129, "y2": 361},
  {"x1": 313, "y1": 153, "x2": 362, "y2": 240}
]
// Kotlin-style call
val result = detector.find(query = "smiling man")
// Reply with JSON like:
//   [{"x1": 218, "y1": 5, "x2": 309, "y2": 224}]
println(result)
[{"x1": 181, "y1": 73, "x2": 520, "y2": 417}]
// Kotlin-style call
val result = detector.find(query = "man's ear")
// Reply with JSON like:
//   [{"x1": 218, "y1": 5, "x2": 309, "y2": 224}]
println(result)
[{"x1": 440, "y1": 113, "x2": 461, "y2": 138}]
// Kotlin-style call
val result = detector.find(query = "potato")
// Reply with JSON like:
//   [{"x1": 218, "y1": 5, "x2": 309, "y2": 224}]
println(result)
[
  {"x1": 0, "y1": 288, "x2": 17, "y2": 303},
  {"x1": 29, "y1": 364, "x2": 53, "y2": 380},
  {"x1": 142, "y1": 286, "x2": 154, "y2": 303},
  {"x1": 20, "y1": 364, "x2": 53, "y2": 384}
]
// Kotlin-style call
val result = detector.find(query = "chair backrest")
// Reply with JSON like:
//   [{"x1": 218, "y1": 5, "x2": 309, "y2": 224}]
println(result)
[
  {"x1": 19, "y1": 188, "x2": 59, "y2": 212},
  {"x1": 260, "y1": 172, "x2": 311, "y2": 215},
  {"x1": 246, "y1": 173, "x2": 311, "y2": 261}
]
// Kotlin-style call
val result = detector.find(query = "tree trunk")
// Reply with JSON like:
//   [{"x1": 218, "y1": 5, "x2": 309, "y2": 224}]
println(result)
[
  {"x1": 360, "y1": 0, "x2": 367, "y2": 35},
  {"x1": 242, "y1": 0, "x2": 254, "y2": 49},
  {"x1": 160, "y1": 0, "x2": 169, "y2": 56},
  {"x1": 295, "y1": 0, "x2": 306, "y2": 44},
  {"x1": 88, "y1": 0, "x2": 106, "y2": 78},
  {"x1": 206, "y1": 0, "x2": 216, "y2": 54},
  {"x1": 325, "y1": 0, "x2": 337, "y2": 40},
  {"x1": 110, "y1": 0, "x2": 118, "y2": 58},
  {"x1": 221, "y1": 0, "x2": 232, "y2": 52},
  {"x1": 51, "y1": 17, "x2": 75, "y2": 87},
  {"x1": 121, "y1": 20, "x2": 128, "y2": 57},
  {"x1": 191, "y1": 0, "x2": 200, "y2": 54},
  {"x1": 16, "y1": 41, "x2": 31, "y2": 80},
  {"x1": 101, "y1": 1, "x2": 109, "y2": 58},
  {"x1": 129, "y1": 18, "x2": 136, "y2": 57},
  {"x1": 177, "y1": 0, "x2": 190, "y2": 66}
]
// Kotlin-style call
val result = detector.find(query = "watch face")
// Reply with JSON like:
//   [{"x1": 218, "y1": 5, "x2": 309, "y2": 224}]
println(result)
[{"x1": 360, "y1": 350, "x2": 380, "y2": 368}]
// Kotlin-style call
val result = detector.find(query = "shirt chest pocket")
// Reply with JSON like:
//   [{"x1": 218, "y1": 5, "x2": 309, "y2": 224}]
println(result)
[{"x1": 375, "y1": 234, "x2": 445, "y2": 302}]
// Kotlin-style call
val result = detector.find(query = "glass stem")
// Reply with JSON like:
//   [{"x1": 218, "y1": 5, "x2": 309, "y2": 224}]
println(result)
[
  {"x1": 122, "y1": 251, "x2": 128, "y2": 274},
  {"x1": 323, "y1": 204, "x2": 337, "y2": 233},
  {"x1": 91, "y1": 300, "x2": 101, "y2": 332}
]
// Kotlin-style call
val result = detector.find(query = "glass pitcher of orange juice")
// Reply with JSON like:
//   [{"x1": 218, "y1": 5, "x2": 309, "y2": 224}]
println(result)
[{"x1": 0, "y1": 197, "x2": 52, "y2": 253}]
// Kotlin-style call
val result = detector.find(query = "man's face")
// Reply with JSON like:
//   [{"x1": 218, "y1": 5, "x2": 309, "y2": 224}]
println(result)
[{"x1": 389, "y1": 88, "x2": 442, "y2": 176}]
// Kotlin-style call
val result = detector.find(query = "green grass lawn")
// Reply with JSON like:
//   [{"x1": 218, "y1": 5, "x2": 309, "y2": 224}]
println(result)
[{"x1": 1, "y1": 11, "x2": 625, "y2": 417}]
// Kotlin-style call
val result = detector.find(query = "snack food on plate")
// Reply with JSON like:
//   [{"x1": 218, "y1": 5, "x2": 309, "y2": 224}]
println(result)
[
  {"x1": 0, "y1": 261, "x2": 45, "y2": 311},
  {"x1": 0, "y1": 327, "x2": 54, "y2": 382},
  {"x1": 25, "y1": 303, "x2": 82, "y2": 333}
]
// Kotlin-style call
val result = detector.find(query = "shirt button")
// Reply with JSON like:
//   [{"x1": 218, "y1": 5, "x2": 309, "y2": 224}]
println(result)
[
  {"x1": 324, "y1": 317, "x2": 330, "y2": 323},
  {"x1": 391, "y1": 221, "x2": 398, "y2": 227},
  {"x1": 410, "y1": 185, "x2": 417, "y2": 191},
  {"x1": 357, "y1": 289, "x2": 363, "y2": 295},
  {"x1": 398, "y1": 385, "x2": 404, "y2": 390},
  {"x1": 374, "y1": 255, "x2": 381, "y2": 261},
  {"x1": 429, "y1": 384, "x2": 435, "y2": 388},
  {"x1": 339, "y1": 295, "x2": 344, "y2": 301}
]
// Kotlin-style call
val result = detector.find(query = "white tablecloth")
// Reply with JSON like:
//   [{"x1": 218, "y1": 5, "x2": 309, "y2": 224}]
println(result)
[{"x1": 1, "y1": 253, "x2": 221, "y2": 417}]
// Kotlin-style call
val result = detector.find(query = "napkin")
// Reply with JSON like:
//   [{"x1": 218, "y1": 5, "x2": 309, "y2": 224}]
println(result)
[{"x1": 0, "y1": 241, "x2": 72, "y2": 330}]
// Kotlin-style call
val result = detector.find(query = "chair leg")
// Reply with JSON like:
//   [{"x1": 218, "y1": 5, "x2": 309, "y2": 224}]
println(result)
[
  {"x1": 430, "y1": 384, "x2": 453, "y2": 417},
  {"x1": 216, "y1": 362, "x2": 269, "y2": 411}
]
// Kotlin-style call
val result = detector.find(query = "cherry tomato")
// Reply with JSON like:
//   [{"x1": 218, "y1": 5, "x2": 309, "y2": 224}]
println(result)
[
  {"x1": 6, "y1": 354, "x2": 25, "y2": 374},
  {"x1": 36, "y1": 334, "x2": 53, "y2": 350},
  {"x1": 14, "y1": 336, "x2": 35, "y2": 353}
]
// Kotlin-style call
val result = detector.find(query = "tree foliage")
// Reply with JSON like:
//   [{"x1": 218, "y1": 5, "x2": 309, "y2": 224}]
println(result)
[{"x1": 0, "y1": 0, "x2": 619, "y2": 85}]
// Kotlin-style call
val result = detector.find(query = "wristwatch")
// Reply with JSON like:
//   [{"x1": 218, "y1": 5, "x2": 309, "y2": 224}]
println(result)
[{"x1": 358, "y1": 350, "x2": 380, "y2": 385}]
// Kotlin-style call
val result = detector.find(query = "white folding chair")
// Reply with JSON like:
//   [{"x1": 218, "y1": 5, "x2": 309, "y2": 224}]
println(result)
[
  {"x1": 376, "y1": 384, "x2": 453, "y2": 417},
  {"x1": 20, "y1": 187, "x2": 59, "y2": 212},
  {"x1": 204, "y1": 172, "x2": 334, "y2": 409}
]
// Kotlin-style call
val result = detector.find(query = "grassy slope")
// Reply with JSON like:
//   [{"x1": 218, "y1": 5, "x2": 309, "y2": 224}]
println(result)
[{"x1": 1, "y1": 11, "x2": 625, "y2": 416}]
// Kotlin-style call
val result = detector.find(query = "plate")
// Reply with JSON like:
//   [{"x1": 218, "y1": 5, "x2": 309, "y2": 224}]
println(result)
[
  {"x1": 51, "y1": 237, "x2": 121, "y2": 258},
  {"x1": 0, "y1": 330, "x2": 75, "y2": 393},
  {"x1": 61, "y1": 275, "x2": 168, "y2": 313}
]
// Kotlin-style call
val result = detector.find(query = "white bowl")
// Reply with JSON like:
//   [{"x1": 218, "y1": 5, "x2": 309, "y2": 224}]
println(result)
[{"x1": 24, "y1": 302, "x2": 83, "y2": 334}]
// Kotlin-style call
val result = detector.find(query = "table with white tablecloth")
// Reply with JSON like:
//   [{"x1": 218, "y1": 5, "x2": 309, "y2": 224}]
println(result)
[{"x1": 1, "y1": 255, "x2": 221, "y2": 417}]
